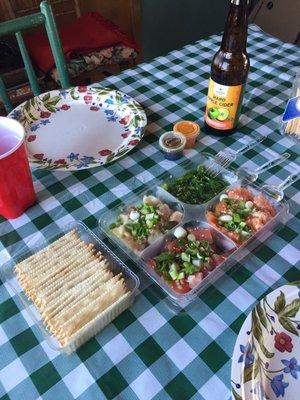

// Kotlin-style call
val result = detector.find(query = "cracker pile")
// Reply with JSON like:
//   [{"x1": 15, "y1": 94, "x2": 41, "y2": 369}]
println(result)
[{"x1": 15, "y1": 230, "x2": 129, "y2": 347}]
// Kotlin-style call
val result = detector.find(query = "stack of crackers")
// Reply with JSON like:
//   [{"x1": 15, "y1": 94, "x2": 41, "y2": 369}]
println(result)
[{"x1": 15, "y1": 230, "x2": 130, "y2": 349}]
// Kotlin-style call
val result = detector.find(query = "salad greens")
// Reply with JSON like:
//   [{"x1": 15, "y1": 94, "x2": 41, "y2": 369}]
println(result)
[{"x1": 162, "y1": 165, "x2": 227, "y2": 205}]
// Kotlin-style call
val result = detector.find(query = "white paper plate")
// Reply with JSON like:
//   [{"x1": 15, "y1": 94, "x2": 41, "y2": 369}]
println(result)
[
  {"x1": 9, "y1": 86, "x2": 147, "y2": 170},
  {"x1": 231, "y1": 283, "x2": 300, "y2": 400}
]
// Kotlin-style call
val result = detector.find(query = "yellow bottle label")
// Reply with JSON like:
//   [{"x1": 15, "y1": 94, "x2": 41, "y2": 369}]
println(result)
[{"x1": 205, "y1": 78, "x2": 244, "y2": 130}]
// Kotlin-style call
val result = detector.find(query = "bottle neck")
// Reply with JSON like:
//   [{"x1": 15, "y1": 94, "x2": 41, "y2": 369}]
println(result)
[{"x1": 221, "y1": 0, "x2": 249, "y2": 52}]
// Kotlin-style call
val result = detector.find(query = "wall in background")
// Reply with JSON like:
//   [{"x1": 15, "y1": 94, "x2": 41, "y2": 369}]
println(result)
[{"x1": 140, "y1": 0, "x2": 229, "y2": 61}]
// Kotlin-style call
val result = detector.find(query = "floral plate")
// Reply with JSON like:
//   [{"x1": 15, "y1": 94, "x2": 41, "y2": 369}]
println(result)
[
  {"x1": 9, "y1": 86, "x2": 147, "y2": 170},
  {"x1": 231, "y1": 283, "x2": 300, "y2": 400}
]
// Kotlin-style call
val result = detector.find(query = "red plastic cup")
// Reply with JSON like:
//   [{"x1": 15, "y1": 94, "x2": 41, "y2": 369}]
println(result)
[{"x1": 0, "y1": 117, "x2": 36, "y2": 219}]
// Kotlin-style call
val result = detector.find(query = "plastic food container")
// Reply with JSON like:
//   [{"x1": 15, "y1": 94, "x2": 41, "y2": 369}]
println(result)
[
  {"x1": 0, "y1": 222, "x2": 140, "y2": 354},
  {"x1": 173, "y1": 120, "x2": 200, "y2": 149},
  {"x1": 159, "y1": 131, "x2": 186, "y2": 160},
  {"x1": 99, "y1": 158, "x2": 289, "y2": 308},
  {"x1": 99, "y1": 186, "x2": 185, "y2": 257},
  {"x1": 160, "y1": 154, "x2": 238, "y2": 216}
]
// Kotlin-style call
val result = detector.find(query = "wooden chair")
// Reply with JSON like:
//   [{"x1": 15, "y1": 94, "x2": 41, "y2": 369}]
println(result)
[
  {"x1": 0, "y1": 0, "x2": 70, "y2": 114},
  {"x1": 2, "y1": 0, "x2": 139, "y2": 86}
]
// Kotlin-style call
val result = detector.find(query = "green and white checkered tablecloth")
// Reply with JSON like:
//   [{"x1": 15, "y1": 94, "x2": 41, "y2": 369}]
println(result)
[{"x1": 0, "y1": 25, "x2": 299, "y2": 400}]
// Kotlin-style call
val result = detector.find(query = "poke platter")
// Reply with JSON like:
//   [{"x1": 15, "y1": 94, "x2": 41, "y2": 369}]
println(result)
[{"x1": 99, "y1": 153, "x2": 291, "y2": 308}]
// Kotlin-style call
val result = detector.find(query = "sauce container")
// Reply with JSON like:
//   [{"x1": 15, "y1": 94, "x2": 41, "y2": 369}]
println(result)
[
  {"x1": 159, "y1": 131, "x2": 186, "y2": 160},
  {"x1": 173, "y1": 120, "x2": 200, "y2": 149}
]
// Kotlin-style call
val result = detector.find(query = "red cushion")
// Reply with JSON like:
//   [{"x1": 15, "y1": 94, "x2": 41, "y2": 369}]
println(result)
[{"x1": 25, "y1": 12, "x2": 138, "y2": 73}]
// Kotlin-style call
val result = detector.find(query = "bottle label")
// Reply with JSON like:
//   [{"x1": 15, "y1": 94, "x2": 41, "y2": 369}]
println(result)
[{"x1": 205, "y1": 78, "x2": 244, "y2": 130}]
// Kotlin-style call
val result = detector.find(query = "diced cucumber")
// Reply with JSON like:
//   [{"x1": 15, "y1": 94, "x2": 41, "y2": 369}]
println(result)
[
  {"x1": 145, "y1": 213, "x2": 155, "y2": 221},
  {"x1": 169, "y1": 263, "x2": 179, "y2": 280},
  {"x1": 187, "y1": 233, "x2": 196, "y2": 241},
  {"x1": 181, "y1": 253, "x2": 190, "y2": 262},
  {"x1": 177, "y1": 272, "x2": 185, "y2": 280},
  {"x1": 192, "y1": 259, "x2": 202, "y2": 267}
]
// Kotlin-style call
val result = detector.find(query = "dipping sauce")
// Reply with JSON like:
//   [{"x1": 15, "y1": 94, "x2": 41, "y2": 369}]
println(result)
[
  {"x1": 159, "y1": 131, "x2": 186, "y2": 160},
  {"x1": 173, "y1": 120, "x2": 200, "y2": 149}
]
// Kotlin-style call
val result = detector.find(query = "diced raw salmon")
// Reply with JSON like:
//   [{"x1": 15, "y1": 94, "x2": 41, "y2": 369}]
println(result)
[
  {"x1": 253, "y1": 195, "x2": 276, "y2": 216},
  {"x1": 228, "y1": 187, "x2": 253, "y2": 201},
  {"x1": 206, "y1": 211, "x2": 218, "y2": 226},
  {"x1": 246, "y1": 210, "x2": 273, "y2": 232},
  {"x1": 215, "y1": 202, "x2": 228, "y2": 214}
]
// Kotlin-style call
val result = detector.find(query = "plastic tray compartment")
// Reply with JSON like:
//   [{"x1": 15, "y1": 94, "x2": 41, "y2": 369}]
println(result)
[
  {"x1": 0, "y1": 221, "x2": 140, "y2": 354},
  {"x1": 157, "y1": 154, "x2": 238, "y2": 217},
  {"x1": 99, "y1": 160, "x2": 290, "y2": 308},
  {"x1": 99, "y1": 186, "x2": 185, "y2": 257},
  {"x1": 204, "y1": 181, "x2": 289, "y2": 252},
  {"x1": 140, "y1": 221, "x2": 238, "y2": 308}
]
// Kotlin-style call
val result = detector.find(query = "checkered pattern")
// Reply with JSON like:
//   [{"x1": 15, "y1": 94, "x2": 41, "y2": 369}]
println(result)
[{"x1": 0, "y1": 25, "x2": 299, "y2": 400}]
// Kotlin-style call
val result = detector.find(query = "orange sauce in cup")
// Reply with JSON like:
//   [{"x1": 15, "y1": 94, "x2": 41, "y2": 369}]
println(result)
[{"x1": 173, "y1": 121, "x2": 200, "y2": 149}]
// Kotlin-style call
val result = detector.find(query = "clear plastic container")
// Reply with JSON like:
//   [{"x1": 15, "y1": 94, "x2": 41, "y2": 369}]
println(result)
[
  {"x1": 0, "y1": 221, "x2": 140, "y2": 354},
  {"x1": 99, "y1": 160, "x2": 289, "y2": 308},
  {"x1": 140, "y1": 221, "x2": 237, "y2": 307},
  {"x1": 99, "y1": 186, "x2": 185, "y2": 257}
]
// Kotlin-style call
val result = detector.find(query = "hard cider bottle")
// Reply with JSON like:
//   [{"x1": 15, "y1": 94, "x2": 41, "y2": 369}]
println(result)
[{"x1": 204, "y1": 0, "x2": 250, "y2": 135}]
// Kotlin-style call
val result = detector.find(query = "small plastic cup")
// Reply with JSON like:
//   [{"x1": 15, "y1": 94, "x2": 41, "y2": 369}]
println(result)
[
  {"x1": 173, "y1": 120, "x2": 200, "y2": 149},
  {"x1": 159, "y1": 131, "x2": 186, "y2": 160},
  {"x1": 0, "y1": 117, "x2": 36, "y2": 219}
]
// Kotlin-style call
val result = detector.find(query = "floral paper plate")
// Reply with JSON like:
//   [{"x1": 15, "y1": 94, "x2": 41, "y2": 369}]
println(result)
[
  {"x1": 9, "y1": 86, "x2": 147, "y2": 170},
  {"x1": 231, "y1": 283, "x2": 300, "y2": 400}
]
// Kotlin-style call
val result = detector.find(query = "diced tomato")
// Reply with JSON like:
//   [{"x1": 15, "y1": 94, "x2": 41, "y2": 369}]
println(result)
[
  {"x1": 210, "y1": 254, "x2": 225, "y2": 268},
  {"x1": 165, "y1": 239, "x2": 183, "y2": 253},
  {"x1": 187, "y1": 228, "x2": 213, "y2": 243},
  {"x1": 187, "y1": 272, "x2": 203, "y2": 288},
  {"x1": 172, "y1": 280, "x2": 191, "y2": 294},
  {"x1": 146, "y1": 259, "x2": 156, "y2": 269},
  {"x1": 210, "y1": 244, "x2": 218, "y2": 253}
]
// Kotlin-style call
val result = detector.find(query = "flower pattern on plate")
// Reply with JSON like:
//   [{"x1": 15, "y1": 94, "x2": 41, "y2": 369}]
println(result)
[
  {"x1": 231, "y1": 283, "x2": 300, "y2": 400},
  {"x1": 9, "y1": 86, "x2": 147, "y2": 170}
]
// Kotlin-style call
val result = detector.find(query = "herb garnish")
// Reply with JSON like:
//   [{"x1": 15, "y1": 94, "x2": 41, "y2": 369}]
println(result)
[
  {"x1": 154, "y1": 239, "x2": 213, "y2": 282},
  {"x1": 163, "y1": 165, "x2": 227, "y2": 204}
]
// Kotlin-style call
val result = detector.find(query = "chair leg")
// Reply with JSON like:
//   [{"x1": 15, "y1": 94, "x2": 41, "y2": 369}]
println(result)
[
  {"x1": 40, "y1": 0, "x2": 71, "y2": 89},
  {"x1": 0, "y1": 76, "x2": 13, "y2": 114}
]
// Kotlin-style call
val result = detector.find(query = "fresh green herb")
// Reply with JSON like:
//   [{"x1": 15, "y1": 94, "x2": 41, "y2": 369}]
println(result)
[
  {"x1": 153, "y1": 239, "x2": 214, "y2": 282},
  {"x1": 163, "y1": 165, "x2": 227, "y2": 204},
  {"x1": 217, "y1": 198, "x2": 253, "y2": 238}
]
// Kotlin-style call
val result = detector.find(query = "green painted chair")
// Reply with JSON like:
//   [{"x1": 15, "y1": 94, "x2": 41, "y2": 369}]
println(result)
[{"x1": 0, "y1": 0, "x2": 70, "y2": 114}]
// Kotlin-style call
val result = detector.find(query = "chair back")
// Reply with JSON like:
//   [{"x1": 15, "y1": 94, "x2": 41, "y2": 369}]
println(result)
[{"x1": 0, "y1": 0, "x2": 70, "y2": 113}]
